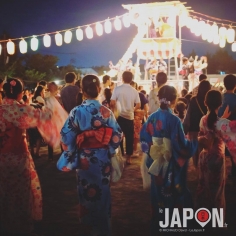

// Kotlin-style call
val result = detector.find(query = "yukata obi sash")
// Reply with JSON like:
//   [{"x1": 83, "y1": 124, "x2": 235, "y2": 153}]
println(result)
[
  {"x1": 149, "y1": 137, "x2": 172, "y2": 177},
  {"x1": 76, "y1": 127, "x2": 123, "y2": 182},
  {"x1": 76, "y1": 127, "x2": 113, "y2": 149}
]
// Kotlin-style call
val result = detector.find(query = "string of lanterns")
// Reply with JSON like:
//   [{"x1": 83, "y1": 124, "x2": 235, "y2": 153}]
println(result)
[
  {"x1": 179, "y1": 11, "x2": 236, "y2": 52},
  {"x1": 0, "y1": 13, "x2": 131, "y2": 56},
  {"x1": 1, "y1": 9, "x2": 236, "y2": 56}
]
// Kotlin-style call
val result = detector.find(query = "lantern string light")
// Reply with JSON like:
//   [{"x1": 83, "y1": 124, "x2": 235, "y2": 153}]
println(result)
[
  {"x1": 1, "y1": 9, "x2": 236, "y2": 54},
  {"x1": 0, "y1": 11, "x2": 235, "y2": 44},
  {"x1": 0, "y1": 13, "x2": 129, "y2": 43},
  {"x1": 192, "y1": 11, "x2": 236, "y2": 25},
  {"x1": 189, "y1": 13, "x2": 236, "y2": 28}
]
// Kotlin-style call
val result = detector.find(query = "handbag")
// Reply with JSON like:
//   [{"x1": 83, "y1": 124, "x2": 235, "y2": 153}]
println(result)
[{"x1": 111, "y1": 147, "x2": 124, "y2": 182}]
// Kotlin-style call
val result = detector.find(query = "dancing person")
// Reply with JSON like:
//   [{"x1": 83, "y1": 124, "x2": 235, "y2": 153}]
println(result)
[
  {"x1": 125, "y1": 59, "x2": 133, "y2": 71},
  {"x1": 158, "y1": 59, "x2": 167, "y2": 73},
  {"x1": 175, "y1": 101, "x2": 187, "y2": 123},
  {"x1": 140, "y1": 85, "x2": 198, "y2": 235},
  {"x1": 28, "y1": 85, "x2": 46, "y2": 158},
  {"x1": 60, "y1": 72, "x2": 80, "y2": 113},
  {"x1": 45, "y1": 82, "x2": 68, "y2": 160},
  {"x1": 130, "y1": 81, "x2": 149, "y2": 155},
  {"x1": 0, "y1": 78, "x2": 59, "y2": 235},
  {"x1": 102, "y1": 88, "x2": 112, "y2": 109},
  {"x1": 32, "y1": 85, "x2": 45, "y2": 106},
  {"x1": 192, "y1": 74, "x2": 207, "y2": 96},
  {"x1": 194, "y1": 56, "x2": 208, "y2": 76},
  {"x1": 75, "y1": 79, "x2": 83, "y2": 106},
  {"x1": 180, "y1": 88, "x2": 188, "y2": 98},
  {"x1": 109, "y1": 60, "x2": 125, "y2": 81},
  {"x1": 181, "y1": 57, "x2": 190, "y2": 91},
  {"x1": 183, "y1": 81, "x2": 211, "y2": 167},
  {"x1": 57, "y1": 74, "x2": 122, "y2": 236},
  {"x1": 110, "y1": 71, "x2": 140, "y2": 164},
  {"x1": 99, "y1": 75, "x2": 111, "y2": 103},
  {"x1": 110, "y1": 81, "x2": 115, "y2": 92},
  {"x1": 218, "y1": 74, "x2": 236, "y2": 177},
  {"x1": 196, "y1": 90, "x2": 236, "y2": 220},
  {"x1": 145, "y1": 59, "x2": 159, "y2": 80},
  {"x1": 148, "y1": 72, "x2": 167, "y2": 115}
]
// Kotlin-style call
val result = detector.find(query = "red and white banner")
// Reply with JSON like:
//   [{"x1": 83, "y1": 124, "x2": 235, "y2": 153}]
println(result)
[{"x1": 137, "y1": 38, "x2": 182, "y2": 59}]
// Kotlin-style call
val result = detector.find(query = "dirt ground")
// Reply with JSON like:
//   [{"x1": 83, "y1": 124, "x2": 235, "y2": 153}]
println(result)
[{"x1": 34, "y1": 147, "x2": 236, "y2": 236}]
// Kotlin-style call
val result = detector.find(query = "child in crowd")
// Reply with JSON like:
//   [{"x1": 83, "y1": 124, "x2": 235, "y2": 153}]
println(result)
[
  {"x1": 45, "y1": 82, "x2": 68, "y2": 160},
  {"x1": 102, "y1": 88, "x2": 112, "y2": 109},
  {"x1": 175, "y1": 101, "x2": 187, "y2": 123},
  {"x1": 180, "y1": 88, "x2": 188, "y2": 97}
]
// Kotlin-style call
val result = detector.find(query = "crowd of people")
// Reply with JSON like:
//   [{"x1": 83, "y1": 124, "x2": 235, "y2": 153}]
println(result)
[{"x1": 0, "y1": 70, "x2": 236, "y2": 236}]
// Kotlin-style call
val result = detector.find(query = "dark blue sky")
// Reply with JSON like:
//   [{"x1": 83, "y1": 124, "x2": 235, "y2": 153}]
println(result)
[{"x1": 1, "y1": 0, "x2": 236, "y2": 67}]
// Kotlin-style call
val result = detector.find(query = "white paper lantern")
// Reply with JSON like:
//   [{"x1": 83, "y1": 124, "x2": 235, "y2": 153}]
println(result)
[
  {"x1": 202, "y1": 23, "x2": 211, "y2": 40},
  {"x1": 123, "y1": 14, "x2": 131, "y2": 28},
  {"x1": 232, "y1": 42, "x2": 236, "y2": 52},
  {"x1": 219, "y1": 38, "x2": 226, "y2": 48},
  {"x1": 186, "y1": 16, "x2": 193, "y2": 29},
  {"x1": 7, "y1": 40, "x2": 15, "y2": 55},
  {"x1": 96, "y1": 22, "x2": 103, "y2": 36},
  {"x1": 197, "y1": 20, "x2": 205, "y2": 36},
  {"x1": 179, "y1": 15, "x2": 186, "y2": 27},
  {"x1": 213, "y1": 35, "x2": 219, "y2": 45},
  {"x1": 190, "y1": 19, "x2": 198, "y2": 33},
  {"x1": 19, "y1": 39, "x2": 27, "y2": 54},
  {"x1": 43, "y1": 34, "x2": 51, "y2": 47},
  {"x1": 227, "y1": 28, "x2": 235, "y2": 43},
  {"x1": 55, "y1": 32, "x2": 63, "y2": 46},
  {"x1": 31, "y1": 36, "x2": 38, "y2": 51},
  {"x1": 104, "y1": 19, "x2": 112, "y2": 34},
  {"x1": 193, "y1": 19, "x2": 202, "y2": 36},
  {"x1": 114, "y1": 17, "x2": 122, "y2": 31},
  {"x1": 85, "y1": 26, "x2": 93, "y2": 39},
  {"x1": 211, "y1": 23, "x2": 219, "y2": 37},
  {"x1": 64, "y1": 30, "x2": 72, "y2": 44},
  {"x1": 219, "y1": 26, "x2": 227, "y2": 39},
  {"x1": 179, "y1": 10, "x2": 188, "y2": 27},
  {"x1": 0, "y1": 44, "x2": 2, "y2": 55},
  {"x1": 76, "y1": 28, "x2": 83, "y2": 41},
  {"x1": 207, "y1": 33, "x2": 214, "y2": 43}
]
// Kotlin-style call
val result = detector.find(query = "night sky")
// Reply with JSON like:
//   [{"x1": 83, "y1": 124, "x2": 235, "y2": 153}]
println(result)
[{"x1": 1, "y1": 0, "x2": 236, "y2": 67}]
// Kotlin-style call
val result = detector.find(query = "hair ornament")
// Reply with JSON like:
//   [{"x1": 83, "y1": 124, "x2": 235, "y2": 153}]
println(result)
[
  {"x1": 93, "y1": 79, "x2": 96, "y2": 82},
  {"x1": 10, "y1": 80, "x2": 16, "y2": 86},
  {"x1": 159, "y1": 98, "x2": 170, "y2": 105}
]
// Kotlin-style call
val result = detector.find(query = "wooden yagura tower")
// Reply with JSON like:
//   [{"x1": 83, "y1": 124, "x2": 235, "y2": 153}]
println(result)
[{"x1": 119, "y1": 1, "x2": 189, "y2": 80}]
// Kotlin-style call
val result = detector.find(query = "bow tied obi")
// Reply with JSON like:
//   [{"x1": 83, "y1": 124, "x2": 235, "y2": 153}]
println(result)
[
  {"x1": 76, "y1": 127, "x2": 113, "y2": 149},
  {"x1": 149, "y1": 137, "x2": 172, "y2": 177}
]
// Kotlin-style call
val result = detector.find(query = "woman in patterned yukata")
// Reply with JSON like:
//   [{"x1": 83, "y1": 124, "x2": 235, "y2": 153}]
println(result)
[
  {"x1": 57, "y1": 74, "x2": 122, "y2": 236},
  {"x1": 196, "y1": 90, "x2": 236, "y2": 218},
  {"x1": 140, "y1": 85, "x2": 198, "y2": 234},
  {"x1": 0, "y1": 78, "x2": 60, "y2": 235}
]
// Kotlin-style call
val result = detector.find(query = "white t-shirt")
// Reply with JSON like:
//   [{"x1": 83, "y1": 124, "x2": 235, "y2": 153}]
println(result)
[
  {"x1": 148, "y1": 89, "x2": 160, "y2": 115},
  {"x1": 111, "y1": 83, "x2": 140, "y2": 120}
]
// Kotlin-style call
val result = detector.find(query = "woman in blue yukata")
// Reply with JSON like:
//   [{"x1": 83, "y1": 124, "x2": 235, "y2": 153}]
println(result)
[
  {"x1": 140, "y1": 85, "x2": 198, "y2": 234},
  {"x1": 57, "y1": 74, "x2": 122, "y2": 236}
]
